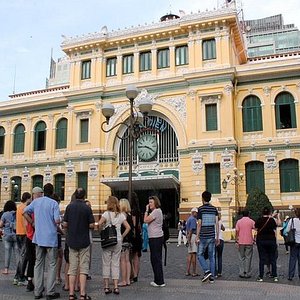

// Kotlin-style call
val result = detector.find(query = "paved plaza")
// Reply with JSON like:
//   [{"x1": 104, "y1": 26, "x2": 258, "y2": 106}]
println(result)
[{"x1": 1, "y1": 240, "x2": 300, "y2": 300}]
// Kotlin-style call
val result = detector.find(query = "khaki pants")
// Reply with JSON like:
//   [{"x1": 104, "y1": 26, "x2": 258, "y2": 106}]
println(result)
[
  {"x1": 238, "y1": 245, "x2": 253, "y2": 276},
  {"x1": 102, "y1": 241, "x2": 122, "y2": 280}
]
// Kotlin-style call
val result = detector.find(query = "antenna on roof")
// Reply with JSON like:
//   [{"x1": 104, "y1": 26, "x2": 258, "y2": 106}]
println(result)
[{"x1": 12, "y1": 65, "x2": 17, "y2": 95}]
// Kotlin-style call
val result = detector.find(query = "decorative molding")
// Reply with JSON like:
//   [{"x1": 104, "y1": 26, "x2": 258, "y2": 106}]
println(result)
[
  {"x1": 276, "y1": 129, "x2": 297, "y2": 138},
  {"x1": 2, "y1": 168, "x2": 9, "y2": 185},
  {"x1": 243, "y1": 132, "x2": 263, "y2": 141},
  {"x1": 224, "y1": 82, "x2": 233, "y2": 95},
  {"x1": 263, "y1": 86, "x2": 271, "y2": 96},
  {"x1": 187, "y1": 89, "x2": 197, "y2": 101},
  {"x1": 22, "y1": 167, "x2": 30, "y2": 182},
  {"x1": 199, "y1": 93, "x2": 222, "y2": 104},
  {"x1": 74, "y1": 109, "x2": 93, "y2": 118},
  {"x1": 66, "y1": 160, "x2": 75, "y2": 178},
  {"x1": 44, "y1": 165, "x2": 52, "y2": 182},
  {"x1": 89, "y1": 158, "x2": 98, "y2": 178}
]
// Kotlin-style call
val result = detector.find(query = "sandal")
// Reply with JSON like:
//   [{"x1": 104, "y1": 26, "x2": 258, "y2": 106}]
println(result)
[
  {"x1": 113, "y1": 288, "x2": 120, "y2": 295},
  {"x1": 80, "y1": 295, "x2": 91, "y2": 300},
  {"x1": 69, "y1": 295, "x2": 77, "y2": 300},
  {"x1": 185, "y1": 272, "x2": 191, "y2": 276},
  {"x1": 63, "y1": 285, "x2": 69, "y2": 291},
  {"x1": 104, "y1": 287, "x2": 112, "y2": 294}
]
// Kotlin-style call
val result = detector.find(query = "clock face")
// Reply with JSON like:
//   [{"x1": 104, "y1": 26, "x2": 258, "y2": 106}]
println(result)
[{"x1": 137, "y1": 134, "x2": 158, "y2": 161}]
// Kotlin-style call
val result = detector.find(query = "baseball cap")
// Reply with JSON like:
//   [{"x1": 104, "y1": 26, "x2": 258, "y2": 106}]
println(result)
[
  {"x1": 191, "y1": 207, "x2": 198, "y2": 213},
  {"x1": 32, "y1": 186, "x2": 43, "y2": 194}
]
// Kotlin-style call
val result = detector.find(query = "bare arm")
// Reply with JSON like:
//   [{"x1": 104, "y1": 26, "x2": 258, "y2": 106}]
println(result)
[
  {"x1": 215, "y1": 216, "x2": 220, "y2": 245},
  {"x1": 23, "y1": 212, "x2": 34, "y2": 226}
]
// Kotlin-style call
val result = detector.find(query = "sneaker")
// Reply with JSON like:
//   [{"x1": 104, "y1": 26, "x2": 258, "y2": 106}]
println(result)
[
  {"x1": 202, "y1": 271, "x2": 212, "y2": 282},
  {"x1": 13, "y1": 278, "x2": 18, "y2": 285},
  {"x1": 46, "y1": 292, "x2": 60, "y2": 299},
  {"x1": 288, "y1": 278, "x2": 293, "y2": 281},
  {"x1": 150, "y1": 281, "x2": 165, "y2": 287},
  {"x1": 209, "y1": 276, "x2": 215, "y2": 284},
  {"x1": 18, "y1": 279, "x2": 27, "y2": 286},
  {"x1": 26, "y1": 280, "x2": 34, "y2": 292},
  {"x1": 273, "y1": 277, "x2": 278, "y2": 282},
  {"x1": 256, "y1": 277, "x2": 263, "y2": 282}
]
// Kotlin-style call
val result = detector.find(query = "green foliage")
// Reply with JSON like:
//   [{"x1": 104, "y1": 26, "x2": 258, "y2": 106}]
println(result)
[{"x1": 245, "y1": 188, "x2": 273, "y2": 221}]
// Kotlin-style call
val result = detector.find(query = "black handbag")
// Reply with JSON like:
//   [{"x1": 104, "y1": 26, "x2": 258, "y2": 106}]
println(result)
[
  {"x1": 100, "y1": 212, "x2": 118, "y2": 249},
  {"x1": 285, "y1": 218, "x2": 296, "y2": 246}
]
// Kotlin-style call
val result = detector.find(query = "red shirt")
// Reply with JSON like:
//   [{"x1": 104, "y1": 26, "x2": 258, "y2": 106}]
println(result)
[
  {"x1": 26, "y1": 213, "x2": 35, "y2": 241},
  {"x1": 236, "y1": 216, "x2": 255, "y2": 245}
]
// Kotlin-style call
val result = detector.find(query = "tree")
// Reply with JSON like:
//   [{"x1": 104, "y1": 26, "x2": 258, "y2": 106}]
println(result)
[{"x1": 245, "y1": 188, "x2": 273, "y2": 221}]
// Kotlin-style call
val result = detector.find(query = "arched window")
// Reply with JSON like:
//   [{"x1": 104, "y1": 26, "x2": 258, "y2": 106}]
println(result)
[
  {"x1": 32, "y1": 175, "x2": 44, "y2": 189},
  {"x1": 246, "y1": 161, "x2": 265, "y2": 193},
  {"x1": 242, "y1": 95, "x2": 263, "y2": 132},
  {"x1": 0, "y1": 126, "x2": 5, "y2": 154},
  {"x1": 275, "y1": 92, "x2": 297, "y2": 129},
  {"x1": 34, "y1": 121, "x2": 46, "y2": 151},
  {"x1": 56, "y1": 118, "x2": 68, "y2": 149},
  {"x1": 13, "y1": 124, "x2": 25, "y2": 153},
  {"x1": 279, "y1": 159, "x2": 299, "y2": 192},
  {"x1": 11, "y1": 176, "x2": 21, "y2": 202},
  {"x1": 54, "y1": 173, "x2": 65, "y2": 201}
]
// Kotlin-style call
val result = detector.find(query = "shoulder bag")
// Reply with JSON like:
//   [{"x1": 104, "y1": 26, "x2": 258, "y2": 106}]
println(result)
[
  {"x1": 285, "y1": 218, "x2": 296, "y2": 246},
  {"x1": 100, "y1": 212, "x2": 118, "y2": 249}
]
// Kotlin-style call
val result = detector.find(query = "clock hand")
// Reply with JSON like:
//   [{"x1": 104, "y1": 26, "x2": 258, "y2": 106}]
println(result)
[{"x1": 145, "y1": 146, "x2": 154, "y2": 151}]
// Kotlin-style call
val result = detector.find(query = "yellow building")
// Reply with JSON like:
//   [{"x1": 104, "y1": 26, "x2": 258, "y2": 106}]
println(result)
[{"x1": 0, "y1": 5, "x2": 299, "y2": 234}]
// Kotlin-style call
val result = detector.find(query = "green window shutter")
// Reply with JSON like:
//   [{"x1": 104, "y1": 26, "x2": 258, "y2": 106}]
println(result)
[
  {"x1": 77, "y1": 172, "x2": 88, "y2": 196},
  {"x1": 203, "y1": 39, "x2": 216, "y2": 60},
  {"x1": 140, "y1": 51, "x2": 151, "y2": 71},
  {"x1": 106, "y1": 57, "x2": 117, "y2": 76},
  {"x1": 280, "y1": 159, "x2": 300, "y2": 192},
  {"x1": 80, "y1": 119, "x2": 89, "y2": 143},
  {"x1": 123, "y1": 55, "x2": 134, "y2": 74},
  {"x1": 0, "y1": 126, "x2": 5, "y2": 154},
  {"x1": 246, "y1": 161, "x2": 265, "y2": 193},
  {"x1": 175, "y1": 45, "x2": 188, "y2": 66},
  {"x1": 32, "y1": 175, "x2": 44, "y2": 189},
  {"x1": 34, "y1": 121, "x2": 46, "y2": 151},
  {"x1": 56, "y1": 118, "x2": 68, "y2": 149},
  {"x1": 54, "y1": 173, "x2": 65, "y2": 201},
  {"x1": 242, "y1": 96, "x2": 263, "y2": 132},
  {"x1": 81, "y1": 60, "x2": 91, "y2": 80},
  {"x1": 275, "y1": 92, "x2": 297, "y2": 129},
  {"x1": 205, "y1": 163, "x2": 221, "y2": 194},
  {"x1": 13, "y1": 124, "x2": 25, "y2": 153},
  {"x1": 206, "y1": 104, "x2": 218, "y2": 131},
  {"x1": 157, "y1": 48, "x2": 170, "y2": 69}
]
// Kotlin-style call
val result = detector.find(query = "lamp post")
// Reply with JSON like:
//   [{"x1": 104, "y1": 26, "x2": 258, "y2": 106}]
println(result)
[
  {"x1": 222, "y1": 167, "x2": 243, "y2": 220},
  {"x1": 101, "y1": 85, "x2": 153, "y2": 202}
]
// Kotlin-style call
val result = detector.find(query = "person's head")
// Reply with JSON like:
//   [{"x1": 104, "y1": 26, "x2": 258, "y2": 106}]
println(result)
[
  {"x1": 119, "y1": 198, "x2": 131, "y2": 213},
  {"x1": 148, "y1": 195, "x2": 161, "y2": 210},
  {"x1": 106, "y1": 196, "x2": 120, "y2": 213},
  {"x1": 191, "y1": 207, "x2": 198, "y2": 217},
  {"x1": 32, "y1": 186, "x2": 44, "y2": 200},
  {"x1": 74, "y1": 188, "x2": 86, "y2": 200},
  {"x1": 3, "y1": 200, "x2": 17, "y2": 212},
  {"x1": 262, "y1": 206, "x2": 271, "y2": 216},
  {"x1": 43, "y1": 183, "x2": 54, "y2": 197},
  {"x1": 21, "y1": 192, "x2": 31, "y2": 203},
  {"x1": 202, "y1": 191, "x2": 211, "y2": 203},
  {"x1": 295, "y1": 208, "x2": 300, "y2": 218},
  {"x1": 242, "y1": 210, "x2": 250, "y2": 217}
]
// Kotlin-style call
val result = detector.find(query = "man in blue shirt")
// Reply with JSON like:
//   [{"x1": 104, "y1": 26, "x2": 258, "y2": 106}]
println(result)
[
  {"x1": 23, "y1": 183, "x2": 60, "y2": 300},
  {"x1": 186, "y1": 207, "x2": 198, "y2": 276},
  {"x1": 196, "y1": 191, "x2": 219, "y2": 283}
]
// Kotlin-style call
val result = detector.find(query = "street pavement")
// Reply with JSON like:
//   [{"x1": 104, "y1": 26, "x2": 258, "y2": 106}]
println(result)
[{"x1": 0, "y1": 239, "x2": 300, "y2": 300}]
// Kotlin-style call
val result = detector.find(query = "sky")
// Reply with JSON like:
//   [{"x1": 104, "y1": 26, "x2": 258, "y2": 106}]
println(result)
[{"x1": 0, "y1": 0, "x2": 299, "y2": 101}]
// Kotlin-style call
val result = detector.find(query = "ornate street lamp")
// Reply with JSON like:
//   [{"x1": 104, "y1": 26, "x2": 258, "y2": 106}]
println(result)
[
  {"x1": 222, "y1": 167, "x2": 243, "y2": 219},
  {"x1": 101, "y1": 85, "x2": 153, "y2": 202},
  {"x1": 10, "y1": 179, "x2": 18, "y2": 201}
]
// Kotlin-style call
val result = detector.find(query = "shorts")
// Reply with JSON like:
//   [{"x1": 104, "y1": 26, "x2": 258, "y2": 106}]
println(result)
[
  {"x1": 68, "y1": 245, "x2": 90, "y2": 276},
  {"x1": 188, "y1": 234, "x2": 197, "y2": 253},
  {"x1": 121, "y1": 242, "x2": 132, "y2": 252}
]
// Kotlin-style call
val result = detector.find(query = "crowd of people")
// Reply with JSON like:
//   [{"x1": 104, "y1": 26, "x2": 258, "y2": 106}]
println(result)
[{"x1": 1, "y1": 187, "x2": 300, "y2": 300}]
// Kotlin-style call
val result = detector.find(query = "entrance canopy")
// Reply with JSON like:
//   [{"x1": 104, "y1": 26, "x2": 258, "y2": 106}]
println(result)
[{"x1": 101, "y1": 174, "x2": 180, "y2": 191}]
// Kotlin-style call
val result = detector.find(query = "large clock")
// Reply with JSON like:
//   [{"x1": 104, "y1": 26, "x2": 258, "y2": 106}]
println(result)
[{"x1": 137, "y1": 134, "x2": 158, "y2": 161}]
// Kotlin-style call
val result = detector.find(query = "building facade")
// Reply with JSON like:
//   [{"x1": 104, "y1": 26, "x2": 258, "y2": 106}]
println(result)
[{"x1": 1, "y1": 4, "x2": 300, "y2": 235}]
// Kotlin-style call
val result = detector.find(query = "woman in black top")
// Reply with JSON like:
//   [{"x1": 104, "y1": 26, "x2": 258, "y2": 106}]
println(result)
[{"x1": 255, "y1": 207, "x2": 278, "y2": 282}]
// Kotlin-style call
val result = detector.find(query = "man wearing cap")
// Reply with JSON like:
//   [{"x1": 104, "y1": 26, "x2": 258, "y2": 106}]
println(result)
[
  {"x1": 23, "y1": 183, "x2": 60, "y2": 300},
  {"x1": 185, "y1": 207, "x2": 198, "y2": 276}
]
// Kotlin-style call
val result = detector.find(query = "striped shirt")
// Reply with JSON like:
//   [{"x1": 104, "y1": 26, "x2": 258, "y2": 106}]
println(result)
[{"x1": 197, "y1": 204, "x2": 218, "y2": 239}]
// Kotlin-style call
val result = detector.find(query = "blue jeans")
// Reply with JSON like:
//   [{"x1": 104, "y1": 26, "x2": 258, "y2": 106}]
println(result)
[
  {"x1": 197, "y1": 238, "x2": 216, "y2": 277},
  {"x1": 3, "y1": 235, "x2": 18, "y2": 270},
  {"x1": 288, "y1": 243, "x2": 300, "y2": 279}
]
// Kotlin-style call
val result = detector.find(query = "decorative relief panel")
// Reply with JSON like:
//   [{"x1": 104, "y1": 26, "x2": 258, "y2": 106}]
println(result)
[
  {"x1": 89, "y1": 158, "x2": 98, "y2": 178},
  {"x1": 44, "y1": 165, "x2": 52, "y2": 182},
  {"x1": 192, "y1": 151, "x2": 204, "y2": 174},
  {"x1": 22, "y1": 167, "x2": 30, "y2": 182},
  {"x1": 243, "y1": 132, "x2": 263, "y2": 141},
  {"x1": 265, "y1": 149, "x2": 277, "y2": 172},
  {"x1": 221, "y1": 148, "x2": 234, "y2": 170},
  {"x1": 276, "y1": 129, "x2": 297, "y2": 138},
  {"x1": 162, "y1": 95, "x2": 187, "y2": 123},
  {"x1": 66, "y1": 160, "x2": 75, "y2": 178}
]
